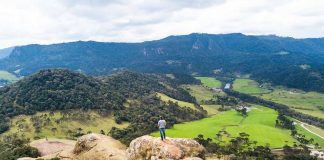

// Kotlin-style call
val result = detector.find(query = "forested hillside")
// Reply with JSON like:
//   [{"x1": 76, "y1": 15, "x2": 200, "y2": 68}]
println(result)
[
  {"x1": 0, "y1": 69, "x2": 205, "y2": 143},
  {"x1": 0, "y1": 69, "x2": 125, "y2": 116},
  {"x1": 102, "y1": 71, "x2": 198, "y2": 103},
  {"x1": 0, "y1": 69, "x2": 124, "y2": 133},
  {"x1": 1, "y1": 33, "x2": 324, "y2": 93}
]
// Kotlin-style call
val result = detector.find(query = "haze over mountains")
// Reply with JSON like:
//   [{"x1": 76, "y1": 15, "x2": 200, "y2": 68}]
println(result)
[
  {"x1": 0, "y1": 47, "x2": 14, "y2": 59},
  {"x1": 1, "y1": 33, "x2": 324, "y2": 92}
]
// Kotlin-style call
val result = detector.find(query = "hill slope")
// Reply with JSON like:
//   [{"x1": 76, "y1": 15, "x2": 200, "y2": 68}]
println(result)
[
  {"x1": 0, "y1": 69, "x2": 125, "y2": 117},
  {"x1": 0, "y1": 33, "x2": 324, "y2": 92},
  {"x1": 0, "y1": 69, "x2": 205, "y2": 144},
  {"x1": 0, "y1": 69, "x2": 126, "y2": 134}
]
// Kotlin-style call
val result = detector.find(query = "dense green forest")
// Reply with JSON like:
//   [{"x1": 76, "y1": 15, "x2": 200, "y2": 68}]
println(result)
[
  {"x1": 101, "y1": 71, "x2": 198, "y2": 103},
  {"x1": 1, "y1": 33, "x2": 324, "y2": 93},
  {"x1": 0, "y1": 69, "x2": 125, "y2": 133}
]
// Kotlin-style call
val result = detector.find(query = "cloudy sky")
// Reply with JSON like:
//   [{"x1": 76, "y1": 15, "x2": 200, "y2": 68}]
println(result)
[{"x1": 0, "y1": 0, "x2": 324, "y2": 48}]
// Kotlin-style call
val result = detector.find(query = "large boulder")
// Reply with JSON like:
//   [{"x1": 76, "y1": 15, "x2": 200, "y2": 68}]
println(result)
[
  {"x1": 126, "y1": 135, "x2": 206, "y2": 160},
  {"x1": 67, "y1": 133, "x2": 127, "y2": 160}
]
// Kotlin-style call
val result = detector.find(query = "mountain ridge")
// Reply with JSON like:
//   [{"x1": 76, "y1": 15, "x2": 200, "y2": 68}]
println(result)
[
  {"x1": 1, "y1": 33, "x2": 324, "y2": 92},
  {"x1": 4, "y1": 33, "x2": 324, "y2": 58}
]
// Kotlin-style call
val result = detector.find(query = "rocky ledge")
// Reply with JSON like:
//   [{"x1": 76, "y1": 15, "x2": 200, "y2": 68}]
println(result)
[
  {"x1": 127, "y1": 135, "x2": 205, "y2": 160},
  {"x1": 19, "y1": 134, "x2": 205, "y2": 160}
]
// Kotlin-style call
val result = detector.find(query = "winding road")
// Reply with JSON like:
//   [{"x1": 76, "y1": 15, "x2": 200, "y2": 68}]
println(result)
[
  {"x1": 300, "y1": 123, "x2": 324, "y2": 140},
  {"x1": 294, "y1": 119, "x2": 324, "y2": 140}
]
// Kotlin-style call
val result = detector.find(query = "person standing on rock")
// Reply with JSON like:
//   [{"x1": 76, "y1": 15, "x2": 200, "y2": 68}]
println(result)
[{"x1": 158, "y1": 116, "x2": 166, "y2": 140}]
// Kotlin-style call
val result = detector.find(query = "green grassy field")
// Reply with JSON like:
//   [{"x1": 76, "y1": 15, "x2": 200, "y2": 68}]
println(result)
[
  {"x1": 295, "y1": 123, "x2": 324, "y2": 147},
  {"x1": 0, "y1": 70, "x2": 19, "y2": 82},
  {"x1": 232, "y1": 78, "x2": 324, "y2": 119},
  {"x1": 152, "y1": 105, "x2": 296, "y2": 148},
  {"x1": 260, "y1": 88, "x2": 324, "y2": 119},
  {"x1": 201, "y1": 105, "x2": 220, "y2": 116},
  {"x1": 233, "y1": 79, "x2": 271, "y2": 95},
  {"x1": 182, "y1": 85, "x2": 225, "y2": 104},
  {"x1": 2, "y1": 111, "x2": 128, "y2": 139},
  {"x1": 156, "y1": 92, "x2": 199, "y2": 111},
  {"x1": 157, "y1": 89, "x2": 220, "y2": 116},
  {"x1": 195, "y1": 77, "x2": 222, "y2": 88},
  {"x1": 302, "y1": 123, "x2": 324, "y2": 138}
]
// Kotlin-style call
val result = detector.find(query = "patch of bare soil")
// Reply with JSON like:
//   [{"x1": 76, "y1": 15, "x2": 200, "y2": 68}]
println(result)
[{"x1": 30, "y1": 138, "x2": 76, "y2": 156}]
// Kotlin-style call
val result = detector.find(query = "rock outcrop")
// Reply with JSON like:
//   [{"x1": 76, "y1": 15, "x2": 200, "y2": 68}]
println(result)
[
  {"x1": 126, "y1": 135, "x2": 205, "y2": 160},
  {"x1": 69, "y1": 133, "x2": 127, "y2": 160},
  {"x1": 19, "y1": 134, "x2": 127, "y2": 160},
  {"x1": 19, "y1": 134, "x2": 205, "y2": 160}
]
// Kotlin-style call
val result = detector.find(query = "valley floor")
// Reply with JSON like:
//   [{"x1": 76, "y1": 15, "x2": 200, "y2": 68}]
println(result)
[
  {"x1": 153, "y1": 77, "x2": 324, "y2": 148},
  {"x1": 232, "y1": 78, "x2": 324, "y2": 119},
  {"x1": 152, "y1": 105, "x2": 296, "y2": 148}
]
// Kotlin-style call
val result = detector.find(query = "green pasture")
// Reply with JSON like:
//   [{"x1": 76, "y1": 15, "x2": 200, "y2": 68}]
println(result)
[
  {"x1": 156, "y1": 92, "x2": 199, "y2": 111},
  {"x1": 233, "y1": 79, "x2": 271, "y2": 95},
  {"x1": 295, "y1": 123, "x2": 324, "y2": 148},
  {"x1": 152, "y1": 105, "x2": 296, "y2": 148},
  {"x1": 182, "y1": 85, "x2": 225, "y2": 104},
  {"x1": 260, "y1": 87, "x2": 324, "y2": 119},
  {"x1": 0, "y1": 70, "x2": 19, "y2": 82},
  {"x1": 201, "y1": 105, "x2": 220, "y2": 116},
  {"x1": 232, "y1": 78, "x2": 324, "y2": 119},
  {"x1": 302, "y1": 123, "x2": 324, "y2": 138},
  {"x1": 195, "y1": 77, "x2": 222, "y2": 88}
]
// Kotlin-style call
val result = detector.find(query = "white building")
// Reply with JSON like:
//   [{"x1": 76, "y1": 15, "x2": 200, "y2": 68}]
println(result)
[{"x1": 224, "y1": 83, "x2": 231, "y2": 89}]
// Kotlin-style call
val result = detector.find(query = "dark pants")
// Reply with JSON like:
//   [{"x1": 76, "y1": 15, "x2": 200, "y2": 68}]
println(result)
[{"x1": 159, "y1": 128, "x2": 166, "y2": 140}]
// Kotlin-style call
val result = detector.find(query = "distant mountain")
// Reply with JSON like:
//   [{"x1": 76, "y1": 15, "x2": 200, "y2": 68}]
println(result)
[
  {"x1": 0, "y1": 33, "x2": 324, "y2": 92},
  {"x1": 0, "y1": 47, "x2": 14, "y2": 59}
]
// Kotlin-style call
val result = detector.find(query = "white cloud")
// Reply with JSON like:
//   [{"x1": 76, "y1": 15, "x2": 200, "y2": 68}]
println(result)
[{"x1": 0, "y1": 0, "x2": 323, "y2": 48}]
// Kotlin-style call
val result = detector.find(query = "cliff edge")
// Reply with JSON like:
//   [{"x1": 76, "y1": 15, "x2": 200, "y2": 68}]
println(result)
[{"x1": 19, "y1": 134, "x2": 205, "y2": 160}]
